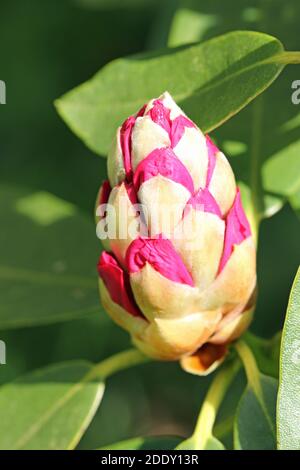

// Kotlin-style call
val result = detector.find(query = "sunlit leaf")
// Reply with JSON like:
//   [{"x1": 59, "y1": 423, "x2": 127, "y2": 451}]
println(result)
[
  {"x1": 0, "y1": 361, "x2": 104, "y2": 450},
  {"x1": 262, "y1": 140, "x2": 300, "y2": 197},
  {"x1": 0, "y1": 185, "x2": 100, "y2": 329},
  {"x1": 289, "y1": 190, "x2": 300, "y2": 221},
  {"x1": 277, "y1": 267, "x2": 300, "y2": 450}
]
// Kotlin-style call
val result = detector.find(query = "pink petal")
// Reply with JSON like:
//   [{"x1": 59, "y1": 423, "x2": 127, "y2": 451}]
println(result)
[
  {"x1": 126, "y1": 237, "x2": 194, "y2": 287},
  {"x1": 149, "y1": 100, "x2": 195, "y2": 148},
  {"x1": 98, "y1": 251, "x2": 143, "y2": 317},
  {"x1": 120, "y1": 116, "x2": 136, "y2": 180},
  {"x1": 133, "y1": 147, "x2": 194, "y2": 195},
  {"x1": 219, "y1": 189, "x2": 251, "y2": 272},
  {"x1": 136, "y1": 103, "x2": 147, "y2": 117},
  {"x1": 123, "y1": 181, "x2": 138, "y2": 206},
  {"x1": 97, "y1": 180, "x2": 111, "y2": 219},
  {"x1": 98, "y1": 179, "x2": 111, "y2": 206},
  {"x1": 171, "y1": 115, "x2": 195, "y2": 148},
  {"x1": 206, "y1": 134, "x2": 218, "y2": 186},
  {"x1": 187, "y1": 188, "x2": 222, "y2": 218},
  {"x1": 149, "y1": 99, "x2": 171, "y2": 134}
]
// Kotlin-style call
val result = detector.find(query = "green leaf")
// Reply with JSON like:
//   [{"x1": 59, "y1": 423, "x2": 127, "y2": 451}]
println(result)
[
  {"x1": 234, "y1": 374, "x2": 278, "y2": 450},
  {"x1": 176, "y1": 434, "x2": 224, "y2": 450},
  {"x1": 168, "y1": 7, "x2": 218, "y2": 47},
  {"x1": 238, "y1": 181, "x2": 283, "y2": 228},
  {"x1": 100, "y1": 436, "x2": 181, "y2": 450},
  {"x1": 262, "y1": 140, "x2": 300, "y2": 197},
  {"x1": 0, "y1": 361, "x2": 104, "y2": 450},
  {"x1": 204, "y1": 436, "x2": 225, "y2": 450},
  {"x1": 156, "y1": 0, "x2": 300, "y2": 222},
  {"x1": 289, "y1": 190, "x2": 300, "y2": 221},
  {"x1": 277, "y1": 267, "x2": 300, "y2": 450},
  {"x1": 0, "y1": 185, "x2": 100, "y2": 329},
  {"x1": 216, "y1": 89, "x2": 299, "y2": 221},
  {"x1": 244, "y1": 331, "x2": 281, "y2": 378},
  {"x1": 56, "y1": 30, "x2": 297, "y2": 157}
]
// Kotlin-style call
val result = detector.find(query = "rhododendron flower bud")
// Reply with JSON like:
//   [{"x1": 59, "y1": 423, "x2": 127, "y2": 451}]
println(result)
[{"x1": 96, "y1": 92, "x2": 256, "y2": 375}]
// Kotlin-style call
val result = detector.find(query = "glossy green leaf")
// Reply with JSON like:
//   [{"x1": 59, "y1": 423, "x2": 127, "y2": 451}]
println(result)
[
  {"x1": 0, "y1": 361, "x2": 104, "y2": 450},
  {"x1": 56, "y1": 31, "x2": 298, "y2": 157},
  {"x1": 0, "y1": 185, "x2": 100, "y2": 329},
  {"x1": 277, "y1": 267, "x2": 300, "y2": 449},
  {"x1": 100, "y1": 436, "x2": 181, "y2": 450},
  {"x1": 234, "y1": 374, "x2": 278, "y2": 450}
]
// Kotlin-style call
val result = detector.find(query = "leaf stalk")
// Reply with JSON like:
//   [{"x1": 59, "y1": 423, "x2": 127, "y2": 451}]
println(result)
[
  {"x1": 193, "y1": 359, "x2": 240, "y2": 449},
  {"x1": 87, "y1": 348, "x2": 150, "y2": 381}
]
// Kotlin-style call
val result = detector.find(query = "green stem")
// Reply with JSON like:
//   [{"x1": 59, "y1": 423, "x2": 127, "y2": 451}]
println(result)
[
  {"x1": 86, "y1": 349, "x2": 150, "y2": 382},
  {"x1": 234, "y1": 340, "x2": 262, "y2": 398},
  {"x1": 235, "y1": 339, "x2": 276, "y2": 438},
  {"x1": 193, "y1": 360, "x2": 240, "y2": 449}
]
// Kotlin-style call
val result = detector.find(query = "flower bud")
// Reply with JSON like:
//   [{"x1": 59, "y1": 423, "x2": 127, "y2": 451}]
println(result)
[{"x1": 96, "y1": 92, "x2": 256, "y2": 375}]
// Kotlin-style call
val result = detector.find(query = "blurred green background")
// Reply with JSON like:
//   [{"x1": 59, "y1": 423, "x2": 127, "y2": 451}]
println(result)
[{"x1": 0, "y1": 0, "x2": 299, "y2": 448}]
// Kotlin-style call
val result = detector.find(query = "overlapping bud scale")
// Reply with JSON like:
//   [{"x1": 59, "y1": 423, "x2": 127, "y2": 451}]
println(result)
[{"x1": 96, "y1": 92, "x2": 256, "y2": 375}]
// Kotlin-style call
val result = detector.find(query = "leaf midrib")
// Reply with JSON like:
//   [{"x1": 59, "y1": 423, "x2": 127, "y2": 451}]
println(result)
[
  {"x1": 256, "y1": 388, "x2": 277, "y2": 440},
  {"x1": 0, "y1": 304, "x2": 101, "y2": 330},
  {"x1": 0, "y1": 265, "x2": 95, "y2": 289},
  {"x1": 62, "y1": 51, "x2": 289, "y2": 115},
  {"x1": 13, "y1": 368, "x2": 103, "y2": 450}
]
